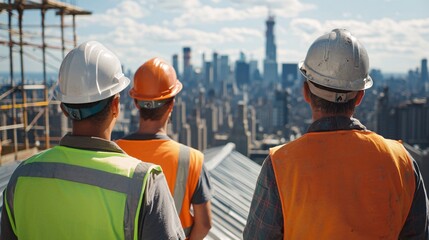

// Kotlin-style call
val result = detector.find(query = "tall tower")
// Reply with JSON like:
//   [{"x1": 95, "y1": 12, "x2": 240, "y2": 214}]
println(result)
[
  {"x1": 183, "y1": 47, "x2": 192, "y2": 82},
  {"x1": 263, "y1": 13, "x2": 278, "y2": 84},
  {"x1": 265, "y1": 14, "x2": 276, "y2": 62},
  {"x1": 421, "y1": 58, "x2": 428, "y2": 94},
  {"x1": 172, "y1": 54, "x2": 179, "y2": 78}
]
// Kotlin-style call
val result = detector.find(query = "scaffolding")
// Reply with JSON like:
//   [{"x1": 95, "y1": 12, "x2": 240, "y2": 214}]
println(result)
[{"x1": 0, "y1": 0, "x2": 91, "y2": 162}]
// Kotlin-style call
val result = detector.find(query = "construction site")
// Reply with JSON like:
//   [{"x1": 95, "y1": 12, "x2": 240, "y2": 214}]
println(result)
[{"x1": 0, "y1": 0, "x2": 91, "y2": 164}]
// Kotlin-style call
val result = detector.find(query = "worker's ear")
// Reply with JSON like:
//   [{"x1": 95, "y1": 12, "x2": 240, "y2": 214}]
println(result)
[
  {"x1": 354, "y1": 90, "x2": 365, "y2": 106},
  {"x1": 303, "y1": 81, "x2": 311, "y2": 103},
  {"x1": 111, "y1": 95, "x2": 120, "y2": 118}
]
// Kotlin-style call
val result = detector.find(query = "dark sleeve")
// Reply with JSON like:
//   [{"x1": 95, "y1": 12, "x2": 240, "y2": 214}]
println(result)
[
  {"x1": 1, "y1": 190, "x2": 18, "y2": 240},
  {"x1": 243, "y1": 155, "x2": 283, "y2": 240},
  {"x1": 191, "y1": 165, "x2": 213, "y2": 204},
  {"x1": 138, "y1": 170, "x2": 185, "y2": 240},
  {"x1": 399, "y1": 157, "x2": 429, "y2": 240}
]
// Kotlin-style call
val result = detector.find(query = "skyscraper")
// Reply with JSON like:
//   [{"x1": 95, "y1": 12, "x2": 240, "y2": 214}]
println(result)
[
  {"x1": 172, "y1": 54, "x2": 179, "y2": 78},
  {"x1": 421, "y1": 58, "x2": 428, "y2": 94},
  {"x1": 263, "y1": 13, "x2": 278, "y2": 84},
  {"x1": 281, "y1": 63, "x2": 298, "y2": 88},
  {"x1": 183, "y1": 47, "x2": 192, "y2": 82}
]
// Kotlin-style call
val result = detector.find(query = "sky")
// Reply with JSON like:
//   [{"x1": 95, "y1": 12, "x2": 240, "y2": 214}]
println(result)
[{"x1": 1, "y1": 0, "x2": 429, "y2": 75}]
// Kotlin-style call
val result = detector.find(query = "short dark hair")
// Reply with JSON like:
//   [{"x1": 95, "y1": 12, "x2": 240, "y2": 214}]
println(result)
[
  {"x1": 138, "y1": 98, "x2": 174, "y2": 121},
  {"x1": 64, "y1": 95, "x2": 115, "y2": 122},
  {"x1": 307, "y1": 82, "x2": 358, "y2": 115}
]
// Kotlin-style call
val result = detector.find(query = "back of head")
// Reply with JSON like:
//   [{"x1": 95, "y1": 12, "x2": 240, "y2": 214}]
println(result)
[
  {"x1": 129, "y1": 57, "x2": 182, "y2": 110},
  {"x1": 54, "y1": 41, "x2": 130, "y2": 120}
]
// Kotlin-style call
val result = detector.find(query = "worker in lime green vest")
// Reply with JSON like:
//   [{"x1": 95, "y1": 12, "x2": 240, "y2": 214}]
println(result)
[
  {"x1": 244, "y1": 29, "x2": 429, "y2": 239},
  {"x1": 1, "y1": 41, "x2": 185, "y2": 240}
]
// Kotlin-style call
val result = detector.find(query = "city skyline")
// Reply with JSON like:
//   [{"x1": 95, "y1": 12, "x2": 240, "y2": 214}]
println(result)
[{"x1": 0, "y1": 0, "x2": 428, "y2": 75}]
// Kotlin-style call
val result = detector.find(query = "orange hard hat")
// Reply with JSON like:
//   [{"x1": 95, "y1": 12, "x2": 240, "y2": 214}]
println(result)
[{"x1": 129, "y1": 57, "x2": 182, "y2": 101}]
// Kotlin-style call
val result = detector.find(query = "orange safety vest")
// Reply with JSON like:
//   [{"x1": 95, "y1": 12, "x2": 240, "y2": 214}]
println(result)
[
  {"x1": 270, "y1": 130, "x2": 416, "y2": 240},
  {"x1": 116, "y1": 136, "x2": 203, "y2": 236}
]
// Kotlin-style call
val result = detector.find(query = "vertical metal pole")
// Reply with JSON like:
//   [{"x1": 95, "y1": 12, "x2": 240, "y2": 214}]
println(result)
[
  {"x1": 60, "y1": 10, "x2": 65, "y2": 58},
  {"x1": 8, "y1": 0, "x2": 18, "y2": 160},
  {"x1": 41, "y1": 6, "x2": 50, "y2": 149},
  {"x1": 60, "y1": 10, "x2": 69, "y2": 137},
  {"x1": 18, "y1": 5, "x2": 29, "y2": 150},
  {"x1": 72, "y1": 14, "x2": 77, "y2": 47}
]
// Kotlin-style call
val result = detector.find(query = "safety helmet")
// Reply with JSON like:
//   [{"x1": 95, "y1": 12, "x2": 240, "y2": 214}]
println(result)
[
  {"x1": 299, "y1": 28, "x2": 373, "y2": 92},
  {"x1": 54, "y1": 41, "x2": 130, "y2": 104},
  {"x1": 129, "y1": 57, "x2": 182, "y2": 109}
]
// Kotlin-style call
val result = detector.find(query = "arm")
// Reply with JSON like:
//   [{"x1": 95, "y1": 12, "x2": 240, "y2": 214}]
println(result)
[
  {"x1": 399, "y1": 157, "x2": 429, "y2": 240},
  {"x1": 188, "y1": 201, "x2": 212, "y2": 240},
  {"x1": 1, "y1": 190, "x2": 18, "y2": 240},
  {"x1": 138, "y1": 170, "x2": 185, "y2": 240},
  {"x1": 243, "y1": 156, "x2": 283, "y2": 240},
  {"x1": 189, "y1": 165, "x2": 213, "y2": 240}
]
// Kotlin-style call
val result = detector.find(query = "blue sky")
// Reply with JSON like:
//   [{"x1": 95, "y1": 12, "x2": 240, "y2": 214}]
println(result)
[{"x1": 1, "y1": 0, "x2": 428, "y2": 75}]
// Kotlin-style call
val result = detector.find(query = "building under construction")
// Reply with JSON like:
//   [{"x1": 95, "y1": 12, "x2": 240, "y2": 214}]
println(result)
[{"x1": 0, "y1": 0, "x2": 91, "y2": 164}]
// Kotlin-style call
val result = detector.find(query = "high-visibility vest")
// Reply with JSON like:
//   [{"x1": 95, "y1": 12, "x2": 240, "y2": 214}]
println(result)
[
  {"x1": 117, "y1": 136, "x2": 203, "y2": 237},
  {"x1": 3, "y1": 145, "x2": 159, "y2": 240},
  {"x1": 270, "y1": 130, "x2": 416, "y2": 240}
]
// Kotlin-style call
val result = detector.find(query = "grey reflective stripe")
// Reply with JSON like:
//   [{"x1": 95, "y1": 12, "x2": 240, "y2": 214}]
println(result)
[
  {"x1": 184, "y1": 226, "x2": 192, "y2": 237},
  {"x1": 5, "y1": 161, "x2": 151, "y2": 240},
  {"x1": 173, "y1": 144, "x2": 190, "y2": 215}
]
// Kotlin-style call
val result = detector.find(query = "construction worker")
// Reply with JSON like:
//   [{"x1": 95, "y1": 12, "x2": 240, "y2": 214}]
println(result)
[
  {"x1": 243, "y1": 29, "x2": 429, "y2": 239},
  {"x1": 116, "y1": 57, "x2": 212, "y2": 239},
  {"x1": 0, "y1": 41, "x2": 185, "y2": 240}
]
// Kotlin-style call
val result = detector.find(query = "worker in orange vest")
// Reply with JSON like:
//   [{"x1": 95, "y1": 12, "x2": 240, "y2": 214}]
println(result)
[
  {"x1": 116, "y1": 57, "x2": 212, "y2": 239},
  {"x1": 243, "y1": 29, "x2": 429, "y2": 239}
]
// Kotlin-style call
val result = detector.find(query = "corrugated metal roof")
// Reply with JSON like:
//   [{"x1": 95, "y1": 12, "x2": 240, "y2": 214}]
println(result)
[
  {"x1": 204, "y1": 143, "x2": 261, "y2": 240},
  {"x1": 0, "y1": 161, "x2": 20, "y2": 209}
]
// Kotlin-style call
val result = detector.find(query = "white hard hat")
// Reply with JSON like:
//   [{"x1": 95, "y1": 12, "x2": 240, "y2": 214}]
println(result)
[
  {"x1": 299, "y1": 29, "x2": 373, "y2": 92},
  {"x1": 54, "y1": 41, "x2": 130, "y2": 104}
]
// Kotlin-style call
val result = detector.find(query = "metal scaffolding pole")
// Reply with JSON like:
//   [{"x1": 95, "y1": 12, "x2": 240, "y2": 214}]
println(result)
[
  {"x1": 8, "y1": 0, "x2": 18, "y2": 160},
  {"x1": 18, "y1": 5, "x2": 29, "y2": 150},
  {"x1": 72, "y1": 14, "x2": 77, "y2": 47},
  {"x1": 41, "y1": 6, "x2": 50, "y2": 149}
]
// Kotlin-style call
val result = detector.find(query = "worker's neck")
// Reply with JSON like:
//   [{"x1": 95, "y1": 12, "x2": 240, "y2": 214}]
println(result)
[
  {"x1": 312, "y1": 109, "x2": 353, "y2": 122},
  {"x1": 71, "y1": 121, "x2": 112, "y2": 140},
  {"x1": 137, "y1": 119, "x2": 168, "y2": 135}
]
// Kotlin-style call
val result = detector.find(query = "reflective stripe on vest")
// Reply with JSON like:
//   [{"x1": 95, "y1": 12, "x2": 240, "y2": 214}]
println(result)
[
  {"x1": 5, "y1": 161, "x2": 151, "y2": 240},
  {"x1": 173, "y1": 144, "x2": 190, "y2": 215}
]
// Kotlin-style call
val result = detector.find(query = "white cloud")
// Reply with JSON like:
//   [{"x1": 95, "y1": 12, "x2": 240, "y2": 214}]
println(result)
[
  {"x1": 137, "y1": 0, "x2": 201, "y2": 10},
  {"x1": 106, "y1": 1, "x2": 147, "y2": 19},
  {"x1": 289, "y1": 17, "x2": 429, "y2": 71},
  {"x1": 171, "y1": 5, "x2": 267, "y2": 27}
]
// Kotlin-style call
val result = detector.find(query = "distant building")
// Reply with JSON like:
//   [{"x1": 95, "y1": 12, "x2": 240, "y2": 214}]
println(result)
[
  {"x1": 213, "y1": 52, "x2": 219, "y2": 83},
  {"x1": 273, "y1": 86, "x2": 289, "y2": 130},
  {"x1": 235, "y1": 61, "x2": 250, "y2": 88},
  {"x1": 183, "y1": 47, "x2": 192, "y2": 82},
  {"x1": 281, "y1": 63, "x2": 298, "y2": 88},
  {"x1": 421, "y1": 58, "x2": 428, "y2": 94},
  {"x1": 229, "y1": 101, "x2": 251, "y2": 156},
  {"x1": 219, "y1": 55, "x2": 229, "y2": 82},
  {"x1": 172, "y1": 54, "x2": 179, "y2": 78},
  {"x1": 263, "y1": 14, "x2": 278, "y2": 84}
]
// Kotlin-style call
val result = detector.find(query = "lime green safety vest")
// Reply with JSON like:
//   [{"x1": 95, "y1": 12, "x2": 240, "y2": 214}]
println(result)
[{"x1": 4, "y1": 146, "x2": 160, "y2": 240}]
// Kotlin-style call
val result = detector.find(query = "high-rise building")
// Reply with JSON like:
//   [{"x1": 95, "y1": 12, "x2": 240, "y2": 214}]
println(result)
[
  {"x1": 230, "y1": 101, "x2": 251, "y2": 156},
  {"x1": 172, "y1": 54, "x2": 179, "y2": 78},
  {"x1": 421, "y1": 58, "x2": 428, "y2": 94},
  {"x1": 183, "y1": 47, "x2": 192, "y2": 82},
  {"x1": 263, "y1": 13, "x2": 278, "y2": 84},
  {"x1": 235, "y1": 60, "x2": 250, "y2": 87},
  {"x1": 273, "y1": 86, "x2": 289, "y2": 129},
  {"x1": 219, "y1": 55, "x2": 229, "y2": 82},
  {"x1": 281, "y1": 63, "x2": 298, "y2": 88},
  {"x1": 213, "y1": 52, "x2": 218, "y2": 83}
]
